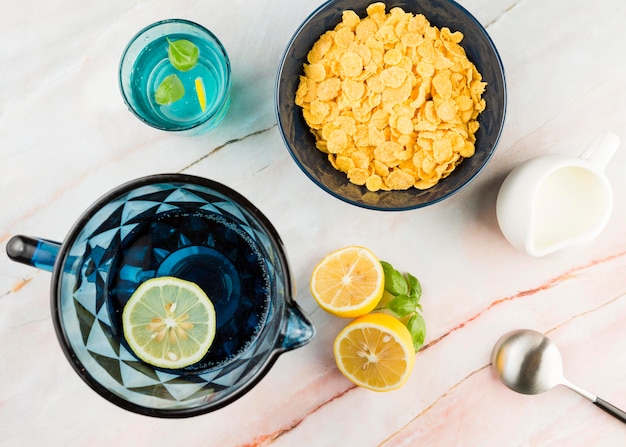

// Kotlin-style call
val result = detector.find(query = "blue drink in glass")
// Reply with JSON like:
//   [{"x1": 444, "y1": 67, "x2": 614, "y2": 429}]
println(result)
[{"x1": 119, "y1": 19, "x2": 231, "y2": 135}]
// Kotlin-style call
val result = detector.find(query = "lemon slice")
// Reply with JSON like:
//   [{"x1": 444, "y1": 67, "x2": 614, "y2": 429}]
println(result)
[
  {"x1": 334, "y1": 313, "x2": 415, "y2": 391},
  {"x1": 310, "y1": 246, "x2": 385, "y2": 318},
  {"x1": 195, "y1": 77, "x2": 207, "y2": 112},
  {"x1": 122, "y1": 276, "x2": 216, "y2": 369}
]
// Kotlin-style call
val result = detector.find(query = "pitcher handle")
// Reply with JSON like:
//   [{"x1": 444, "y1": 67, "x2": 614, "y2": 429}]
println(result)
[
  {"x1": 6, "y1": 235, "x2": 61, "y2": 272},
  {"x1": 579, "y1": 131, "x2": 620, "y2": 170}
]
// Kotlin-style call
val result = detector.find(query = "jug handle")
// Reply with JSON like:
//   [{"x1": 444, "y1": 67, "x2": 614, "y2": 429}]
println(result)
[
  {"x1": 6, "y1": 235, "x2": 61, "y2": 272},
  {"x1": 280, "y1": 303, "x2": 315, "y2": 352},
  {"x1": 579, "y1": 131, "x2": 620, "y2": 170}
]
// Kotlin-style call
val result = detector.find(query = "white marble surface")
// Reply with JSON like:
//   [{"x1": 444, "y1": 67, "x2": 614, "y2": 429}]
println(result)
[{"x1": 2, "y1": 0, "x2": 626, "y2": 445}]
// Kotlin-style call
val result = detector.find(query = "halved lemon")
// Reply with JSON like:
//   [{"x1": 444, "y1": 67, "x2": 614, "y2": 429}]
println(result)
[
  {"x1": 333, "y1": 313, "x2": 415, "y2": 391},
  {"x1": 122, "y1": 276, "x2": 216, "y2": 369},
  {"x1": 310, "y1": 246, "x2": 385, "y2": 318}
]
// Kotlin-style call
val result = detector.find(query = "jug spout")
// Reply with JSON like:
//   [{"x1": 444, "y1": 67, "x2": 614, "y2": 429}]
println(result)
[
  {"x1": 280, "y1": 303, "x2": 315, "y2": 352},
  {"x1": 6, "y1": 235, "x2": 60, "y2": 272}
]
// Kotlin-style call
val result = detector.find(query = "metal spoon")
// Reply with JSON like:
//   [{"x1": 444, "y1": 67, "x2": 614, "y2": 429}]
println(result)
[{"x1": 491, "y1": 328, "x2": 626, "y2": 423}]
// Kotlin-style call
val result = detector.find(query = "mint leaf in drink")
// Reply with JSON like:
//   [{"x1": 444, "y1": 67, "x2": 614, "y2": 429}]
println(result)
[
  {"x1": 380, "y1": 261, "x2": 409, "y2": 296},
  {"x1": 167, "y1": 38, "x2": 199, "y2": 71},
  {"x1": 155, "y1": 74, "x2": 185, "y2": 105}
]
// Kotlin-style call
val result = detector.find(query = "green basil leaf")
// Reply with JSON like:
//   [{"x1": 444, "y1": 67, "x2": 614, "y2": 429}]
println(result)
[
  {"x1": 407, "y1": 272, "x2": 422, "y2": 302},
  {"x1": 374, "y1": 290, "x2": 395, "y2": 311},
  {"x1": 154, "y1": 74, "x2": 185, "y2": 105},
  {"x1": 388, "y1": 294, "x2": 418, "y2": 318},
  {"x1": 167, "y1": 38, "x2": 199, "y2": 72},
  {"x1": 407, "y1": 313, "x2": 426, "y2": 352},
  {"x1": 380, "y1": 261, "x2": 408, "y2": 296}
]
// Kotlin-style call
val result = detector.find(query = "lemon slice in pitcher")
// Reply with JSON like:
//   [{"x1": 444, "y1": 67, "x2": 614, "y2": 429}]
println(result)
[{"x1": 122, "y1": 276, "x2": 216, "y2": 369}]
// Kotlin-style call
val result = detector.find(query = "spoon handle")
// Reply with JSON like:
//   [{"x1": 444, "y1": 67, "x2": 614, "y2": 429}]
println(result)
[{"x1": 594, "y1": 397, "x2": 626, "y2": 423}]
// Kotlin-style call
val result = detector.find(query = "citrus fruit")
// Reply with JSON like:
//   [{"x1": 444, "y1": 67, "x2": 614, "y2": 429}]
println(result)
[
  {"x1": 122, "y1": 276, "x2": 216, "y2": 369},
  {"x1": 333, "y1": 313, "x2": 415, "y2": 391},
  {"x1": 310, "y1": 246, "x2": 385, "y2": 318},
  {"x1": 195, "y1": 77, "x2": 207, "y2": 112}
]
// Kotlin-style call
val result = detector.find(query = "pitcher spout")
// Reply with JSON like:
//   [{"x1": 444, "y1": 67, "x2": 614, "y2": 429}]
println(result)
[{"x1": 280, "y1": 303, "x2": 315, "y2": 352}]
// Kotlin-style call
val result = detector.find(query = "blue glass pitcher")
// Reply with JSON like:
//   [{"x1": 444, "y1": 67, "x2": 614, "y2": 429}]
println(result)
[{"x1": 6, "y1": 174, "x2": 315, "y2": 417}]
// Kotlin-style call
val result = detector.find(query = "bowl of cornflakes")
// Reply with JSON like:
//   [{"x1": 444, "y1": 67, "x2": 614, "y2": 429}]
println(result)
[{"x1": 276, "y1": 0, "x2": 506, "y2": 210}]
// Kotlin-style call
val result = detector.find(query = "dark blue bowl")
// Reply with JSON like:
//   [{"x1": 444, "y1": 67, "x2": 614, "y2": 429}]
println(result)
[{"x1": 276, "y1": 0, "x2": 506, "y2": 211}]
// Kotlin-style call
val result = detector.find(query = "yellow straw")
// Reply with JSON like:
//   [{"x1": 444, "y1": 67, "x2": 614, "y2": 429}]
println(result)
[{"x1": 195, "y1": 77, "x2": 207, "y2": 112}]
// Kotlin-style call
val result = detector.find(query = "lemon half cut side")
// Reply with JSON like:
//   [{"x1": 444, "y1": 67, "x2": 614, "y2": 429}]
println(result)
[
  {"x1": 333, "y1": 313, "x2": 416, "y2": 391},
  {"x1": 310, "y1": 246, "x2": 385, "y2": 318}
]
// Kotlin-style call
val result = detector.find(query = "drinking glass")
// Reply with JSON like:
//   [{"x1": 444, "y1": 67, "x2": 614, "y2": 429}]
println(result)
[{"x1": 119, "y1": 19, "x2": 231, "y2": 135}]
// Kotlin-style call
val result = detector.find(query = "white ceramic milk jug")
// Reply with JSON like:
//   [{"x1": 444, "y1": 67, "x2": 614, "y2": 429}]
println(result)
[{"x1": 496, "y1": 132, "x2": 619, "y2": 257}]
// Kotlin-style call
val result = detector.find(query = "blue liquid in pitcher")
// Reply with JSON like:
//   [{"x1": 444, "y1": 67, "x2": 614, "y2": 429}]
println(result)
[{"x1": 107, "y1": 209, "x2": 271, "y2": 371}]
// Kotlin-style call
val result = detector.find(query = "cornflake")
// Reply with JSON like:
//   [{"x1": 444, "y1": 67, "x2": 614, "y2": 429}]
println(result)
[{"x1": 295, "y1": 2, "x2": 487, "y2": 191}]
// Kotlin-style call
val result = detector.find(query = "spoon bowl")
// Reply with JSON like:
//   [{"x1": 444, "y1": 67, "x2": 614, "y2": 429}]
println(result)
[
  {"x1": 491, "y1": 329, "x2": 626, "y2": 423},
  {"x1": 491, "y1": 329, "x2": 564, "y2": 395}
]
